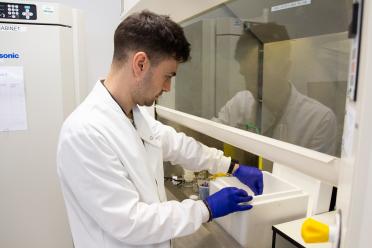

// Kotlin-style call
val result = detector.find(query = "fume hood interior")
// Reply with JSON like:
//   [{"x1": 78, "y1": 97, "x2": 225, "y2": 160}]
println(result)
[{"x1": 158, "y1": 0, "x2": 352, "y2": 157}]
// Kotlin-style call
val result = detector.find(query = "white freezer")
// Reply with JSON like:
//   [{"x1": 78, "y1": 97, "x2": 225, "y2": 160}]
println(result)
[{"x1": 0, "y1": 1, "x2": 85, "y2": 247}]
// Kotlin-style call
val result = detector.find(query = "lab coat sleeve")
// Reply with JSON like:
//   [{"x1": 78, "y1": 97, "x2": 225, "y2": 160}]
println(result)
[
  {"x1": 149, "y1": 119, "x2": 230, "y2": 174},
  {"x1": 308, "y1": 110, "x2": 338, "y2": 155},
  {"x1": 212, "y1": 91, "x2": 256, "y2": 129},
  {"x1": 211, "y1": 100, "x2": 235, "y2": 126},
  {"x1": 57, "y1": 125, "x2": 209, "y2": 245}
]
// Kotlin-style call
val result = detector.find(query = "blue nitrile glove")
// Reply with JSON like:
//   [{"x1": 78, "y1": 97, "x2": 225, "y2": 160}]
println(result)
[
  {"x1": 233, "y1": 165, "x2": 263, "y2": 195},
  {"x1": 204, "y1": 187, "x2": 253, "y2": 220}
]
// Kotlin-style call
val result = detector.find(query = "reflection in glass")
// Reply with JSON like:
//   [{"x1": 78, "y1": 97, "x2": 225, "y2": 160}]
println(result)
[{"x1": 157, "y1": 0, "x2": 352, "y2": 157}]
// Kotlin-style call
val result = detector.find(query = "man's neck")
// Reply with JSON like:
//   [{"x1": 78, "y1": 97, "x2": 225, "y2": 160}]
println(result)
[
  {"x1": 267, "y1": 81, "x2": 291, "y2": 116},
  {"x1": 102, "y1": 70, "x2": 135, "y2": 119}
]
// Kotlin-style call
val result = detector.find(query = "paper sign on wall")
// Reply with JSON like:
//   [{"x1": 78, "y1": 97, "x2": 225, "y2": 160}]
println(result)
[
  {"x1": 271, "y1": 0, "x2": 311, "y2": 12},
  {"x1": 0, "y1": 66, "x2": 28, "y2": 131}
]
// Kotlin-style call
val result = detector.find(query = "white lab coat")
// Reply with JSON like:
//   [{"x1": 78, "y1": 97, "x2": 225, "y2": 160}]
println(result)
[
  {"x1": 213, "y1": 85, "x2": 337, "y2": 155},
  {"x1": 57, "y1": 81, "x2": 230, "y2": 248},
  {"x1": 212, "y1": 91, "x2": 256, "y2": 130}
]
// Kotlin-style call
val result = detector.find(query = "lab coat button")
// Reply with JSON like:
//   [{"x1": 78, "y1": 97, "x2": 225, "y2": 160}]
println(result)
[{"x1": 150, "y1": 136, "x2": 153, "y2": 140}]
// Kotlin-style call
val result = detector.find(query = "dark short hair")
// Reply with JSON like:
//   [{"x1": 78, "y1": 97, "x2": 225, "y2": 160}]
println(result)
[
  {"x1": 235, "y1": 22, "x2": 290, "y2": 62},
  {"x1": 113, "y1": 10, "x2": 190, "y2": 65},
  {"x1": 234, "y1": 32, "x2": 260, "y2": 62}
]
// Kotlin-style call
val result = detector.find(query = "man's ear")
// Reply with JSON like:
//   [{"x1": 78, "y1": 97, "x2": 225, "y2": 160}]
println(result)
[{"x1": 132, "y1": 52, "x2": 149, "y2": 79}]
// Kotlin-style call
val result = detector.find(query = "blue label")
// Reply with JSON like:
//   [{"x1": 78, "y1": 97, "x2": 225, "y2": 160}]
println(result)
[{"x1": 0, "y1": 53, "x2": 20, "y2": 59}]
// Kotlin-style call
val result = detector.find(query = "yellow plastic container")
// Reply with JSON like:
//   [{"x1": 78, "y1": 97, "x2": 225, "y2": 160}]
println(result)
[{"x1": 301, "y1": 218, "x2": 329, "y2": 243}]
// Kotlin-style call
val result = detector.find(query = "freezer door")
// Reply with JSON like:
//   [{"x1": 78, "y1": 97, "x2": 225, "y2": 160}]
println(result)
[{"x1": 0, "y1": 23, "x2": 75, "y2": 248}]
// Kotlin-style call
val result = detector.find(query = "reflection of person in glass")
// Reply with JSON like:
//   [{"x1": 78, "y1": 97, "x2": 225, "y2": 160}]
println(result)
[{"x1": 213, "y1": 26, "x2": 337, "y2": 156}]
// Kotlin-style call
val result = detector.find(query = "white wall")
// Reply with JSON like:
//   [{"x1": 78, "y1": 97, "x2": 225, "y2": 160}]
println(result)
[
  {"x1": 36, "y1": 0, "x2": 121, "y2": 90},
  {"x1": 122, "y1": 0, "x2": 140, "y2": 15},
  {"x1": 122, "y1": 0, "x2": 230, "y2": 22}
]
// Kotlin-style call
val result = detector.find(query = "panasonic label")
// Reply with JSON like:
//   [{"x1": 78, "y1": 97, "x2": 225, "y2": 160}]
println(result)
[{"x1": 0, "y1": 53, "x2": 20, "y2": 59}]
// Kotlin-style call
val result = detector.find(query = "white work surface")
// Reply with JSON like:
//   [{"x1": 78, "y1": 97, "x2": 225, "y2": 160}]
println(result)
[{"x1": 273, "y1": 211, "x2": 336, "y2": 248}]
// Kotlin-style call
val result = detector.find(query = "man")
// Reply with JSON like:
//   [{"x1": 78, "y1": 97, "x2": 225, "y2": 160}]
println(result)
[
  {"x1": 57, "y1": 11, "x2": 263, "y2": 248},
  {"x1": 213, "y1": 27, "x2": 337, "y2": 155}
]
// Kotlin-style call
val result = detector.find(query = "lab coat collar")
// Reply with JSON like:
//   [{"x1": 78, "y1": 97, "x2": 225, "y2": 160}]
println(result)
[
  {"x1": 93, "y1": 81, "x2": 160, "y2": 147},
  {"x1": 94, "y1": 80, "x2": 127, "y2": 118},
  {"x1": 261, "y1": 83, "x2": 298, "y2": 134},
  {"x1": 133, "y1": 106, "x2": 161, "y2": 147},
  {"x1": 283, "y1": 84, "x2": 301, "y2": 114}
]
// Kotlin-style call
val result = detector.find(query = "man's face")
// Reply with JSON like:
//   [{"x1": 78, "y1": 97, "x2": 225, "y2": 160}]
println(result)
[
  {"x1": 238, "y1": 47, "x2": 259, "y2": 99},
  {"x1": 135, "y1": 58, "x2": 178, "y2": 106},
  {"x1": 238, "y1": 43, "x2": 290, "y2": 112}
]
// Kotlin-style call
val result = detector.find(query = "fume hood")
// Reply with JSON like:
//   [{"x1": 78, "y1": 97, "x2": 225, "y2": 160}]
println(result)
[{"x1": 123, "y1": 0, "x2": 371, "y2": 247}]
